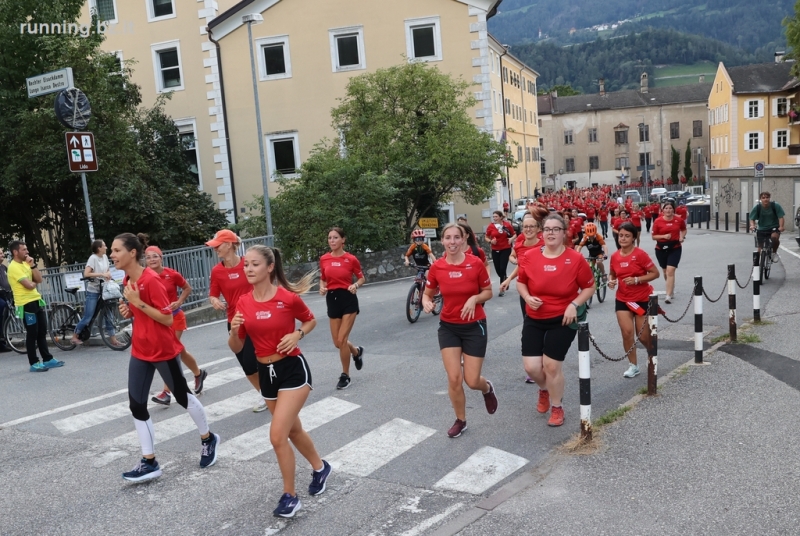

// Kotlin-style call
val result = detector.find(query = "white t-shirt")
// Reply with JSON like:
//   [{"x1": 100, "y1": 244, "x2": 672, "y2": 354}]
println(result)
[{"x1": 85, "y1": 254, "x2": 110, "y2": 293}]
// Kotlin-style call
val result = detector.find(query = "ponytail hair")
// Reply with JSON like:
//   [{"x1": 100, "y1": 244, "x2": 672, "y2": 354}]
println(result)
[
  {"x1": 248, "y1": 245, "x2": 316, "y2": 295},
  {"x1": 114, "y1": 233, "x2": 145, "y2": 261}
]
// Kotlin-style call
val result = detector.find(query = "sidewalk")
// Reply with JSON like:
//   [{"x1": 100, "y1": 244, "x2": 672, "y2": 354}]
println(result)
[{"x1": 437, "y1": 239, "x2": 800, "y2": 535}]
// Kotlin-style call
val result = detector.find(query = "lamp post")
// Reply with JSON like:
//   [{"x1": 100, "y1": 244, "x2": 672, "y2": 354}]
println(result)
[
  {"x1": 243, "y1": 13, "x2": 274, "y2": 236},
  {"x1": 639, "y1": 116, "x2": 649, "y2": 200}
]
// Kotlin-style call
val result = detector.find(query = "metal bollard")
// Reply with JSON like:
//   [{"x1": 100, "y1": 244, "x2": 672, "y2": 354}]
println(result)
[
  {"x1": 752, "y1": 251, "x2": 761, "y2": 322},
  {"x1": 578, "y1": 323, "x2": 591, "y2": 441},
  {"x1": 728, "y1": 264, "x2": 737, "y2": 342},
  {"x1": 746, "y1": 215, "x2": 750, "y2": 234},
  {"x1": 735, "y1": 212, "x2": 740, "y2": 232},
  {"x1": 725, "y1": 212, "x2": 729, "y2": 231},
  {"x1": 706, "y1": 214, "x2": 710, "y2": 230},
  {"x1": 715, "y1": 211, "x2": 719, "y2": 230},
  {"x1": 694, "y1": 276, "x2": 703, "y2": 364},
  {"x1": 647, "y1": 295, "x2": 659, "y2": 396}
]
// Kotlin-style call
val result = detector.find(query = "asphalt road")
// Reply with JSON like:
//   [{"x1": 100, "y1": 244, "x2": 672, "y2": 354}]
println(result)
[{"x1": 0, "y1": 228, "x2": 775, "y2": 535}]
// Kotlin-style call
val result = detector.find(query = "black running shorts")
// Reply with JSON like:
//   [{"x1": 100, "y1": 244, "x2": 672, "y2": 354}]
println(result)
[
  {"x1": 521, "y1": 316, "x2": 577, "y2": 362},
  {"x1": 258, "y1": 354, "x2": 312, "y2": 401},
  {"x1": 326, "y1": 288, "x2": 360, "y2": 318},
  {"x1": 437, "y1": 320, "x2": 488, "y2": 358}
]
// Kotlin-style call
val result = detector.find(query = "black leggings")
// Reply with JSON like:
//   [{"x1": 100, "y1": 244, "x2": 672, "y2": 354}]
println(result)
[
  {"x1": 491, "y1": 248, "x2": 512, "y2": 282},
  {"x1": 128, "y1": 355, "x2": 191, "y2": 421},
  {"x1": 22, "y1": 301, "x2": 53, "y2": 365}
]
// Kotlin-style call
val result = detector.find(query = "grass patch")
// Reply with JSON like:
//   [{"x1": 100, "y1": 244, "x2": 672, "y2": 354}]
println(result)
[
  {"x1": 752, "y1": 319, "x2": 774, "y2": 325},
  {"x1": 671, "y1": 365, "x2": 690, "y2": 378},
  {"x1": 594, "y1": 406, "x2": 632, "y2": 427},
  {"x1": 710, "y1": 329, "x2": 761, "y2": 344},
  {"x1": 637, "y1": 386, "x2": 648, "y2": 395}
]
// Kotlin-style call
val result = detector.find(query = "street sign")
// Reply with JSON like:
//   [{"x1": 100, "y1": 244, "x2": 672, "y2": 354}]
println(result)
[
  {"x1": 26, "y1": 68, "x2": 73, "y2": 98},
  {"x1": 55, "y1": 88, "x2": 91, "y2": 130},
  {"x1": 754, "y1": 162, "x2": 765, "y2": 178},
  {"x1": 418, "y1": 218, "x2": 439, "y2": 228},
  {"x1": 66, "y1": 132, "x2": 98, "y2": 172},
  {"x1": 422, "y1": 228, "x2": 437, "y2": 238}
]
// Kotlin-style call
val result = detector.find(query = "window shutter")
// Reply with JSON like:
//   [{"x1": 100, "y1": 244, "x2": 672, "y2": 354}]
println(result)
[
  {"x1": 758, "y1": 99, "x2": 765, "y2": 118},
  {"x1": 758, "y1": 132, "x2": 764, "y2": 150},
  {"x1": 744, "y1": 133, "x2": 749, "y2": 149},
  {"x1": 773, "y1": 98, "x2": 778, "y2": 117},
  {"x1": 788, "y1": 130, "x2": 791, "y2": 145},
  {"x1": 772, "y1": 130, "x2": 778, "y2": 149}
]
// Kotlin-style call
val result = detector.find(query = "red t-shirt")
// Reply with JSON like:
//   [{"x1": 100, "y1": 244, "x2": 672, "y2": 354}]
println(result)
[
  {"x1": 515, "y1": 237, "x2": 543, "y2": 271},
  {"x1": 485, "y1": 221, "x2": 515, "y2": 251},
  {"x1": 319, "y1": 252, "x2": 364, "y2": 290},
  {"x1": 517, "y1": 248, "x2": 595, "y2": 319},
  {"x1": 236, "y1": 287, "x2": 315, "y2": 357},
  {"x1": 611, "y1": 247, "x2": 655, "y2": 302},
  {"x1": 675, "y1": 205, "x2": 688, "y2": 220},
  {"x1": 426, "y1": 256, "x2": 491, "y2": 324},
  {"x1": 467, "y1": 247, "x2": 487, "y2": 264},
  {"x1": 209, "y1": 257, "x2": 251, "y2": 323},
  {"x1": 125, "y1": 268, "x2": 184, "y2": 362},
  {"x1": 651, "y1": 216, "x2": 686, "y2": 246},
  {"x1": 156, "y1": 267, "x2": 187, "y2": 315},
  {"x1": 585, "y1": 207, "x2": 596, "y2": 219},
  {"x1": 599, "y1": 208, "x2": 609, "y2": 221},
  {"x1": 630, "y1": 211, "x2": 642, "y2": 228}
]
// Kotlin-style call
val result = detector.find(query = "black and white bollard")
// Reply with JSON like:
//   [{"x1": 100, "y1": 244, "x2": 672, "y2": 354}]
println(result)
[
  {"x1": 647, "y1": 295, "x2": 659, "y2": 396},
  {"x1": 578, "y1": 323, "x2": 591, "y2": 441},
  {"x1": 694, "y1": 276, "x2": 703, "y2": 364},
  {"x1": 752, "y1": 251, "x2": 761, "y2": 323},
  {"x1": 728, "y1": 264, "x2": 737, "y2": 342}
]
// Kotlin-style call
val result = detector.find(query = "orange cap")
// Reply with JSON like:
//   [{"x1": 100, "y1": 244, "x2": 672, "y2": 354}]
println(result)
[
  {"x1": 205, "y1": 229, "x2": 240, "y2": 247},
  {"x1": 145, "y1": 246, "x2": 163, "y2": 257}
]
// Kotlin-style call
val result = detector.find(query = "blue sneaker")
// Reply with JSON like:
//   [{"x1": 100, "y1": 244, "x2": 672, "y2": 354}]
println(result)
[
  {"x1": 200, "y1": 433, "x2": 220, "y2": 468},
  {"x1": 122, "y1": 458, "x2": 162, "y2": 482},
  {"x1": 29, "y1": 362, "x2": 49, "y2": 373},
  {"x1": 308, "y1": 460, "x2": 332, "y2": 496},
  {"x1": 273, "y1": 493, "x2": 301, "y2": 518},
  {"x1": 43, "y1": 358, "x2": 65, "y2": 369}
]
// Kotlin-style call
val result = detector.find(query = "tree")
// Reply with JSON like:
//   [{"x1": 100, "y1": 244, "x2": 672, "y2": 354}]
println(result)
[
  {"x1": 330, "y1": 62, "x2": 514, "y2": 236},
  {"x1": 0, "y1": 0, "x2": 227, "y2": 265},
  {"x1": 683, "y1": 140, "x2": 694, "y2": 183},
  {"x1": 785, "y1": 4, "x2": 800, "y2": 77},
  {"x1": 537, "y1": 84, "x2": 581, "y2": 96},
  {"x1": 670, "y1": 145, "x2": 681, "y2": 184}
]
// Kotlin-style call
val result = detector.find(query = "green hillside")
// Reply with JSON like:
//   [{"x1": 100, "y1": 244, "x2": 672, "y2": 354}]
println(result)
[{"x1": 652, "y1": 62, "x2": 718, "y2": 87}]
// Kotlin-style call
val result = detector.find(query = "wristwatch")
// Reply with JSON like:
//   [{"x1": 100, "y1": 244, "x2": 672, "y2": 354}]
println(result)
[{"x1": 297, "y1": 329, "x2": 305, "y2": 340}]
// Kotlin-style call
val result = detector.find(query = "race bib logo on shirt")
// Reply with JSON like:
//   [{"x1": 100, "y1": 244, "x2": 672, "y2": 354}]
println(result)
[
  {"x1": 256, "y1": 310, "x2": 271, "y2": 320},
  {"x1": 331, "y1": 262, "x2": 341, "y2": 267},
  {"x1": 229, "y1": 273, "x2": 240, "y2": 279},
  {"x1": 620, "y1": 262, "x2": 629, "y2": 268},
  {"x1": 544, "y1": 265, "x2": 557, "y2": 272},
  {"x1": 449, "y1": 271, "x2": 463, "y2": 278},
  {"x1": 276, "y1": 301, "x2": 285, "y2": 309},
  {"x1": 564, "y1": 258, "x2": 572, "y2": 265}
]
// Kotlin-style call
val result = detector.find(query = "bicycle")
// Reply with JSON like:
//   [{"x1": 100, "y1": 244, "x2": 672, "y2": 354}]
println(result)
[
  {"x1": 2, "y1": 291, "x2": 27, "y2": 354},
  {"x1": 48, "y1": 277, "x2": 132, "y2": 351},
  {"x1": 406, "y1": 264, "x2": 443, "y2": 323},
  {"x1": 585, "y1": 256, "x2": 607, "y2": 306},
  {"x1": 754, "y1": 229, "x2": 776, "y2": 281}
]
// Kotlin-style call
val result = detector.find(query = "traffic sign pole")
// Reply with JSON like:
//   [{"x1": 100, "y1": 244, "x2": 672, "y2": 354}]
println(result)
[
  {"x1": 80, "y1": 171, "x2": 96, "y2": 242},
  {"x1": 65, "y1": 132, "x2": 98, "y2": 243}
]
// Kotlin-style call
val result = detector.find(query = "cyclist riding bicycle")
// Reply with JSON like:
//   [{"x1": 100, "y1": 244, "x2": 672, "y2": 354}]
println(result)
[
  {"x1": 576, "y1": 222, "x2": 608, "y2": 279},
  {"x1": 404, "y1": 229, "x2": 437, "y2": 267},
  {"x1": 749, "y1": 191, "x2": 785, "y2": 263}
]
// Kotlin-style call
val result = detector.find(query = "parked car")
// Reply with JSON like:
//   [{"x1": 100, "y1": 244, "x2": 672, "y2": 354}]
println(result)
[
  {"x1": 623, "y1": 190, "x2": 642, "y2": 203},
  {"x1": 649, "y1": 187, "x2": 667, "y2": 202},
  {"x1": 511, "y1": 209, "x2": 527, "y2": 234},
  {"x1": 686, "y1": 195, "x2": 710, "y2": 205},
  {"x1": 666, "y1": 191, "x2": 692, "y2": 205}
]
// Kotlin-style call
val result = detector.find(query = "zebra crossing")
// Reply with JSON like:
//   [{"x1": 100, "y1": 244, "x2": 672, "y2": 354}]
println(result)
[{"x1": 7, "y1": 359, "x2": 531, "y2": 496}]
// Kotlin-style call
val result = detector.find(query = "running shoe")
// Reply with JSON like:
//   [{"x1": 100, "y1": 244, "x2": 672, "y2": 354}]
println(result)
[
  {"x1": 525, "y1": 376, "x2": 535, "y2": 384},
  {"x1": 43, "y1": 358, "x2": 64, "y2": 369},
  {"x1": 537, "y1": 389, "x2": 550, "y2": 414},
  {"x1": 194, "y1": 369, "x2": 208, "y2": 394},
  {"x1": 151, "y1": 391, "x2": 171, "y2": 406},
  {"x1": 29, "y1": 362, "x2": 49, "y2": 373},
  {"x1": 483, "y1": 380, "x2": 498, "y2": 414},
  {"x1": 308, "y1": 459, "x2": 332, "y2": 496},
  {"x1": 664, "y1": 295, "x2": 672, "y2": 304},
  {"x1": 122, "y1": 457, "x2": 162, "y2": 482},
  {"x1": 447, "y1": 419, "x2": 467, "y2": 438},
  {"x1": 273, "y1": 493, "x2": 302, "y2": 518},
  {"x1": 253, "y1": 399, "x2": 268, "y2": 413},
  {"x1": 772, "y1": 253, "x2": 779, "y2": 263},
  {"x1": 623, "y1": 364, "x2": 640, "y2": 378},
  {"x1": 548, "y1": 406, "x2": 565, "y2": 427},
  {"x1": 353, "y1": 347, "x2": 364, "y2": 371},
  {"x1": 336, "y1": 373, "x2": 351, "y2": 390},
  {"x1": 499, "y1": 290, "x2": 505, "y2": 297},
  {"x1": 200, "y1": 432, "x2": 220, "y2": 468}
]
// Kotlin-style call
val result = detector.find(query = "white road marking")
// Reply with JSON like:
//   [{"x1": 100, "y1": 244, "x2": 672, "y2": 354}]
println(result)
[
  {"x1": 434, "y1": 446, "x2": 528, "y2": 495},
  {"x1": 325, "y1": 418, "x2": 435, "y2": 477},
  {"x1": 219, "y1": 397, "x2": 360, "y2": 461},
  {"x1": 53, "y1": 366, "x2": 245, "y2": 434},
  {"x1": 187, "y1": 318, "x2": 229, "y2": 330},
  {"x1": 398, "y1": 502, "x2": 464, "y2": 536},
  {"x1": 780, "y1": 245, "x2": 800, "y2": 260}
]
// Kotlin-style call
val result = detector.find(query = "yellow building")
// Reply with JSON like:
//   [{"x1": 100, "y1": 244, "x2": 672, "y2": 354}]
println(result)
[
  {"x1": 708, "y1": 60, "x2": 800, "y2": 170},
  {"x1": 487, "y1": 36, "x2": 541, "y2": 206}
]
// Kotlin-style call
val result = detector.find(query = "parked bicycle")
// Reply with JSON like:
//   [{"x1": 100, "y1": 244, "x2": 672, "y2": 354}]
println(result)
[
  {"x1": 754, "y1": 230, "x2": 775, "y2": 281},
  {"x1": 585, "y1": 256, "x2": 607, "y2": 306},
  {"x1": 406, "y1": 264, "x2": 443, "y2": 323},
  {"x1": 49, "y1": 277, "x2": 132, "y2": 351},
  {"x1": 2, "y1": 290, "x2": 27, "y2": 354}
]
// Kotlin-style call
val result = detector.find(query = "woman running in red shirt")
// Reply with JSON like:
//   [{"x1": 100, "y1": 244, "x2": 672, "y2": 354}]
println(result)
[
  {"x1": 651, "y1": 199, "x2": 687, "y2": 303},
  {"x1": 229, "y1": 245, "x2": 325, "y2": 518},
  {"x1": 423, "y1": 222, "x2": 497, "y2": 438},
  {"x1": 517, "y1": 214, "x2": 595, "y2": 427},
  {"x1": 500, "y1": 213, "x2": 543, "y2": 318},
  {"x1": 145, "y1": 246, "x2": 208, "y2": 405},
  {"x1": 319, "y1": 227, "x2": 365, "y2": 391},
  {"x1": 607, "y1": 223, "x2": 660, "y2": 379},
  {"x1": 484, "y1": 211, "x2": 516, "y2": 296},
  {"x1": 207, "y1": 230, "x2": 265, "y2": 412},
  {"x1": 112, "y1": 233, "x2": 218, "y2": 482}
]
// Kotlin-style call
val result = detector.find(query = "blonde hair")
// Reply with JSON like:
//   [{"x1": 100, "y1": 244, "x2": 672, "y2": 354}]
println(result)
[{"x1": 247, "y1": 245, "x2": 316, "y2": 295}]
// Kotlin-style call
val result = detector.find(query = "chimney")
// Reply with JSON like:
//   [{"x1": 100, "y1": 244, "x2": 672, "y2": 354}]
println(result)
[
  {"x1": 640, "y1": 72, "x2": 649, "y2": 94},
  {"x1": 699, "y1": 74, "x2": 705, "y2": 83},
  {"x1": 599, "y1": 78, "x2": 605, "y2": 96}
]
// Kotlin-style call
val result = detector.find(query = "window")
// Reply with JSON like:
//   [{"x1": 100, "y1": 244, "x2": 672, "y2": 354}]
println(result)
[
  {"x1": 615, "y1": 130, "x2": 628, "y2": 144},
  {"x1": 588, "y1": 128, "x2": 597, "y2": 143},
  {"x1": 148, "y1": 0, "x2": 175, "y2": 20},
  {"x1": 776, "y1": 129, "x2": 788, "y2": 149},
  {"x1": 747, "y1": 132, "x2": 762, "y2": 151},
  {"x1": 670, "y1": 122, "x2": 680, "y2": 139},
  {"x1": 564, "y1": 130, "x2": 573, "y2": 145},
  {"x1": 176, "y1": 120, "x2": 201, "y2": 187},
  {"x1": 693, "y1": 120, "x2": 702, "y2": 138},
  {"x1": 747, "y1": 100, "x2": 762, "y2": 119},
  {"x1": 639, "y1": 152, "x2": 651, "y2": 167},
  {"x1": 92, "y1": 0, "x2": 117, "y2": 22},
  {"x1": 267, "y1": 132, "x2": 300, "y2": 178},
  {"x1": 541, "y1": 162, "x2": 546, "y2": 175},
  {"x1": 639, "y1": 124, "x2": 649, "y2": 142},
  {"x1": 329, "y1": 27, "x2": 365, "y2": 72},
  {"x1": 539, "y1": 138, "x2": 544, "y2": 149},
  {"x1": 589, "y1": 156, "x2": 599, "y2": 170},
  {"x1": 776, "y1": 97, "x2": 788, "y2": 116},
  {"x1": 405, "y1": 17, "x2": 442, "y2": 62},
  {"x1": 517, "y1": 146, "x2": 523, "y2": 162},
  {"x1": 526, "y1": 147, "x2": 530, "y2": 162},
  {"x1": 615, "y1": 157, "x2": 629, "y2": 170},
  {"x1": 565, "y1": 158, "x2": 575, "y2": 172},
  {"x1": 533, "y1": 148, "x2": 540, "y2": 161},
  {"x1": 151, "y1": 41, "x2": 184, "y2": 92},
  {"x1": 505, "y1": 98, "x2": 510, "y2": 115},
  {"x1": 492, "y1": 90, "x2": 497, "y2": 113},
  {"x1": 257, "y1": 36, "x2": 292, "y2": 80},
  {"x1": 503, "y1": 67, "x2": 508, "y2": 83}
]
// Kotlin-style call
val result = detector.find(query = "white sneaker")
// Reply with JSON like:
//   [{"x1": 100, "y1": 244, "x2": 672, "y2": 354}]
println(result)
[
  {"x1": 772, "y1": 253, "x2": 779, "y2": 263},
  {"x1": 253, "y1": 399, "x2": 268, "y2": 413},
  {"x1": 664, "y1": 295, "x2": 672, "y2": 304},
  {"x1": 623, "y1": 364, "x2": 641, "y2": 378}
]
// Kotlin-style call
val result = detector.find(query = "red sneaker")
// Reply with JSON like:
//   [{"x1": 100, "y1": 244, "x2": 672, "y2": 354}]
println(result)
[
  {"x1": 548, "y1": 406, "x2": 564, "y2": 427},
  {"x1": 483, "y1": 380, "x2": 498, "y2": 414},
  {"x1": 537, "y1": 389, "x2": 550, "y2": 414},
  {"x1": 447, "y1": 419, "x2": 467, "y2": 438}
]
